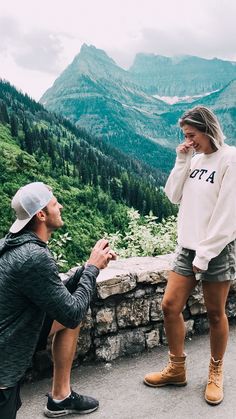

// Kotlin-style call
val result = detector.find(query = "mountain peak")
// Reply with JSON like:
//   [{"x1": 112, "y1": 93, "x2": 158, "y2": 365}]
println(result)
[{"x1": 72, "y1": 43, "x2": 116, "y2": 67}]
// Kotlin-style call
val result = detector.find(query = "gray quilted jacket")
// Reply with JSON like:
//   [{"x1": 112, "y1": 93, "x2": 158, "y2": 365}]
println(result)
[{"x1": 0, "y1": 231, "x2": 99, "y2": 387}]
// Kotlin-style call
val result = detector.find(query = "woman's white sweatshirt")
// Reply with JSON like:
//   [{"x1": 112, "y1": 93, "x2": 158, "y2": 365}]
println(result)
[{"x1": 164, "y1": 144, "x2": 236, "y2": 271}]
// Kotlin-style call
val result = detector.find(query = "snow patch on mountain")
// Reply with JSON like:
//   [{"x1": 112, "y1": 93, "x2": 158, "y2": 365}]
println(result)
[{"x1": 153, "y1": 90, "x2": 220, "y2": 105}]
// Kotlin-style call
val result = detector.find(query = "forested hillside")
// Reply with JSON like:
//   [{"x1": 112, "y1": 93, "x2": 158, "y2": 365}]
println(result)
[{"x1": 0, "y1": 80, "x2": 176, "y2": 269}]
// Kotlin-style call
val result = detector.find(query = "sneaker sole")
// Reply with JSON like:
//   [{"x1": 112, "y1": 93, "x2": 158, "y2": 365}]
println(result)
[
  {"x1": 143, "y1": 379, "x2": 187, "y2": 387},
  {"x1": 44, "y1": 405, "x2": 99, "y2": 417}
]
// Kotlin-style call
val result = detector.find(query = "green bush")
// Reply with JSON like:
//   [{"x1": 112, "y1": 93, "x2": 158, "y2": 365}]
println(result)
[{"x1": 107, "y1": 208, "x2": 177, "y2": 258}]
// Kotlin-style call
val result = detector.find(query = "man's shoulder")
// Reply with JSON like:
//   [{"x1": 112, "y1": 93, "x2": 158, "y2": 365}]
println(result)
[
  {"x1": 15, "y1": 239, "x2": 47, "y2": 256},
  {"x1": 16, "y1": 245, "x2": 58, "y2": 282},
  {"x1": 14, "y1": 240, "x2": 54, "y2": 271},
  {"x1": 25, "y1": 242, "x2": 54, "y2": 262}
]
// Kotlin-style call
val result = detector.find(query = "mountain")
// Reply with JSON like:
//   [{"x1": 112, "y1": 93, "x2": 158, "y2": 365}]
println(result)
[
  {"x1": 130, "y1": 54, "x2": 236, "y2": 96},
  {"x1": 41, "y1": 44, "x2": 175, "y2": 172},
  {"x1": 40, "y1": 45, "x2": 236, "y2": 163}
]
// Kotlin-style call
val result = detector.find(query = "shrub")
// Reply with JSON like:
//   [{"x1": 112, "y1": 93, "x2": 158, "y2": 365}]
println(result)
[{"x1": 106, "y1": 208, "x2": 177, "y2": 258}]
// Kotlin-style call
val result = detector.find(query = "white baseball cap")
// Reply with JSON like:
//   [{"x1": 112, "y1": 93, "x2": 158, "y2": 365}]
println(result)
[{"x1": 10, "y1": 182, "x2": 53, "y2": 233}]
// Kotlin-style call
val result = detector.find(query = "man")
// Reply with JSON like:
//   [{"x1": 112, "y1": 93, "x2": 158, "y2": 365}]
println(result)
[{"x1": 0, "y1": 182, "x2": 115, "y2": 419}]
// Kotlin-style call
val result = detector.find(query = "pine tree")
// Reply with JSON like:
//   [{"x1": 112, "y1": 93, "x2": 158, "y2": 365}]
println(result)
[
  {"x1": 0, "y1": 100, "x2": 9, "y2": 123},
  {"x1": 10, "y1": 114, "x2": 18, "y2": 137}
]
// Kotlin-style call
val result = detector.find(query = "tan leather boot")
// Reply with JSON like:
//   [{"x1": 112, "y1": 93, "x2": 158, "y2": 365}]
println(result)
[
  {"x1": 144, "y1": 352, "x2": 187, "y2": 387},
  {"x1": 205, "y1": 357, "x2": 223, "y2": 405}
]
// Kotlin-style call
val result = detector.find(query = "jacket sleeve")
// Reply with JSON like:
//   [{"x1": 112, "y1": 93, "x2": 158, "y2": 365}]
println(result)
[
  {"x1": 164, "y1": 150, "x2": 192, "y2": 204},
  {"x1": 193, "y1": 161, "x2": 236, "y2": 270},
  {"x1": 63, "y1": 265, "x2": 85, "y2": 293},
  {"x1": 20, "y1": 250, "x2": 99, "y2": 328}
]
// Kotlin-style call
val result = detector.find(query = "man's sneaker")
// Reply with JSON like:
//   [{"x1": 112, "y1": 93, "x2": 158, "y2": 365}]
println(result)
[{"x1": 44, "y1": 390, "x2": 99, "y2": 417}]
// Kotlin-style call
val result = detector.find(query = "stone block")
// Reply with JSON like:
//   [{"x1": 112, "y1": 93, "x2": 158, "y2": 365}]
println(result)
[
  {"x1": 96, "y1": 274, "x2": 137, "y2": 299},
  {"x1": 145, "y1": 329, "x2": 160, "y2": 349},
  {"x1": 77, "y1": 329, "x2": 92, "y2": 356},
  {"x1": 226, "y1": 297, "x2": 236, "y2": 318},
  {"x1": 185, "y1": 319, "x2": 194, "y2": 337},
  {"x1": 150, "y1": 297, "x2": 163, "y2": 321},
  {"x1": 95, "y1": 335, "x2": 121, "y2": 361},
  {"x1": 95, "y1": 329, "x2": 146, "y2": 361},
  {"x1": 229, "y1": 281, "x2": 236, "y2": 292},
  {"x1": 83, "y1": 308, "x2": 93, "y2": 329},
  {"x1": 137, "y1": 270, "x2": 166, "y2": 284},
  {"x1": 117, "y1": 298, "x2": 150, "y2": 328},
  {"x1": 188, "y1": 286, "x2": 206, "y2": 315},
  {"x1": 77, "y1": 309, "x2": 93, "y2": 356},
  {"x1": 95, "y1": 307, "x2": 117, "y2": 336}
]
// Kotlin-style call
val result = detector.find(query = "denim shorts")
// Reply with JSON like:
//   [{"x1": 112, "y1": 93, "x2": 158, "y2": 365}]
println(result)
[{"x1": 172, "y1": 240, "x2": 236, "y2": 282}]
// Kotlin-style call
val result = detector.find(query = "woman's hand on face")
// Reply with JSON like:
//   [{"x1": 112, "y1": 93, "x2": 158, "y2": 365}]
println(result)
[{"x1": 176, "y1": 141, "x2": 194, "y2": 154}]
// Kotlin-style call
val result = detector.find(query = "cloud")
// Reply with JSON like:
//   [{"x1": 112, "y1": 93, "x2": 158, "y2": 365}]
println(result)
[
  {"x1": 0, "y1": 16, "x2": 21, "y2": 53},
  {"x1": 15, "y1": 31, "x2": 63, "y2": 73},
  {"x1": 0, "y1": 15, "x2": 63, "y2": 74},
  {"x1": 128, "y1": 0, "x2": 236, "y2": 62},
  {"x1": 1, "y1": 0, "x2": 236, "y2": 100},
  {"x1": 111, "y1": 21, "x2": 236, "y2": 70}
]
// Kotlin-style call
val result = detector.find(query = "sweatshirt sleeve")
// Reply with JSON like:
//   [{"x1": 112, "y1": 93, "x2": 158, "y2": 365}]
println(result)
[
  {"x1": 20, "y1": 250, "x2": 99, "y2": 328},
  {"x1": 193, "y1": 161, "x2": 236, "y2": 270},
  {"x1": 164, "y1": 150, "x2": 192, "y2": 204}
]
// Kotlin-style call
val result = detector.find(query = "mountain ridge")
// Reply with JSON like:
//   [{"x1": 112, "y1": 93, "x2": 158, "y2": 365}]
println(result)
[{"x1": 40, "y1": 44, "x2": 236, "y2": 162}]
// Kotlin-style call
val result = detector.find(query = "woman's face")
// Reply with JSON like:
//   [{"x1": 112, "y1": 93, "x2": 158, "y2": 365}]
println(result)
[{"x1": 182, "y1": 124, "x2": 215, "y2": 154}]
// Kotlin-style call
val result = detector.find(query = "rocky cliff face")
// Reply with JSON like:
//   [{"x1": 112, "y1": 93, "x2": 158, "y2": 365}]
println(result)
[{"x1": 130, "y1": 53, "x2": 236, "y2": 96}]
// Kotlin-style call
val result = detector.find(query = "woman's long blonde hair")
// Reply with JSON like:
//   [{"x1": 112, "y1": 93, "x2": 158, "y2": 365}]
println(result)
[{"x1": 179, "y1": 106, "x2": 225, "y2": 149}]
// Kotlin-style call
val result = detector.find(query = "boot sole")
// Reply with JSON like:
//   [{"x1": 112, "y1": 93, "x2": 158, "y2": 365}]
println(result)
[
  {"x1": 143, "y1": 379, "x2": 187, "y2": 388},
  {"x1": 205, "y1": 395, "x2": 224, "y2": 405}
]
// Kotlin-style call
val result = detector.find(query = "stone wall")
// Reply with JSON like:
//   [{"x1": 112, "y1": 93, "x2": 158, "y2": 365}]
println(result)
[
  {"x1": 66, "y1": 255, "x2": 236, "y2": 361},
  {"x1": 31, "y1": 255, "x2": 236, "y2": 379}
]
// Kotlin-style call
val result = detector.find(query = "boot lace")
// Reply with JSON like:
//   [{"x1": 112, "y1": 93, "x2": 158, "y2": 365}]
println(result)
[
  {"x1": 208, "y1": 364, "x2": 222, "y2": 387},
  {"x1": 161, "y1": 361, "x2": 175, "y2": 377}
]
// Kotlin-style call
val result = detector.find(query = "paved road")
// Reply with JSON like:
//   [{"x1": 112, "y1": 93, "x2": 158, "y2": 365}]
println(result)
[{"x1": 18, "y1": 326, "x2": 236, "y2": 419}]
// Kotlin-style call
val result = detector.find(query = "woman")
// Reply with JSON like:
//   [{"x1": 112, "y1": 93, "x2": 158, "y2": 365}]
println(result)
[{"x1": 144, "y1": 106, "x2": 236, "y2": 405}]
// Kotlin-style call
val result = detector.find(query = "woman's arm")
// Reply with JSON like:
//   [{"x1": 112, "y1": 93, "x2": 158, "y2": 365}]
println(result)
[
  {"x1": 164, "y1": 143, "x2": 193, "y2": 204},
  {"x1": 193, "y1": 161, "x2": 236, "y2": 271}
]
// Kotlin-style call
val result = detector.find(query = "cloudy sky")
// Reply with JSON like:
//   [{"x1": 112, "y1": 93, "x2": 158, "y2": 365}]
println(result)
[{"x1": 1, "y1": 0, "x2": 236, "y2": 100}]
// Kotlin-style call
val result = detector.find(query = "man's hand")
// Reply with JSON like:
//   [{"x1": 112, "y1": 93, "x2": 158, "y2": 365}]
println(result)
[{"x1": 86, "y1": 239, "x2": 117, "y2": 270}]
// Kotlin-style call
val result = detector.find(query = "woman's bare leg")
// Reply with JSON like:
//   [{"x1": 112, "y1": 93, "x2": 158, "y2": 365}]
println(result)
[{"x1": 162, "y1": 271, "x2": 197, "y2": 356}]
